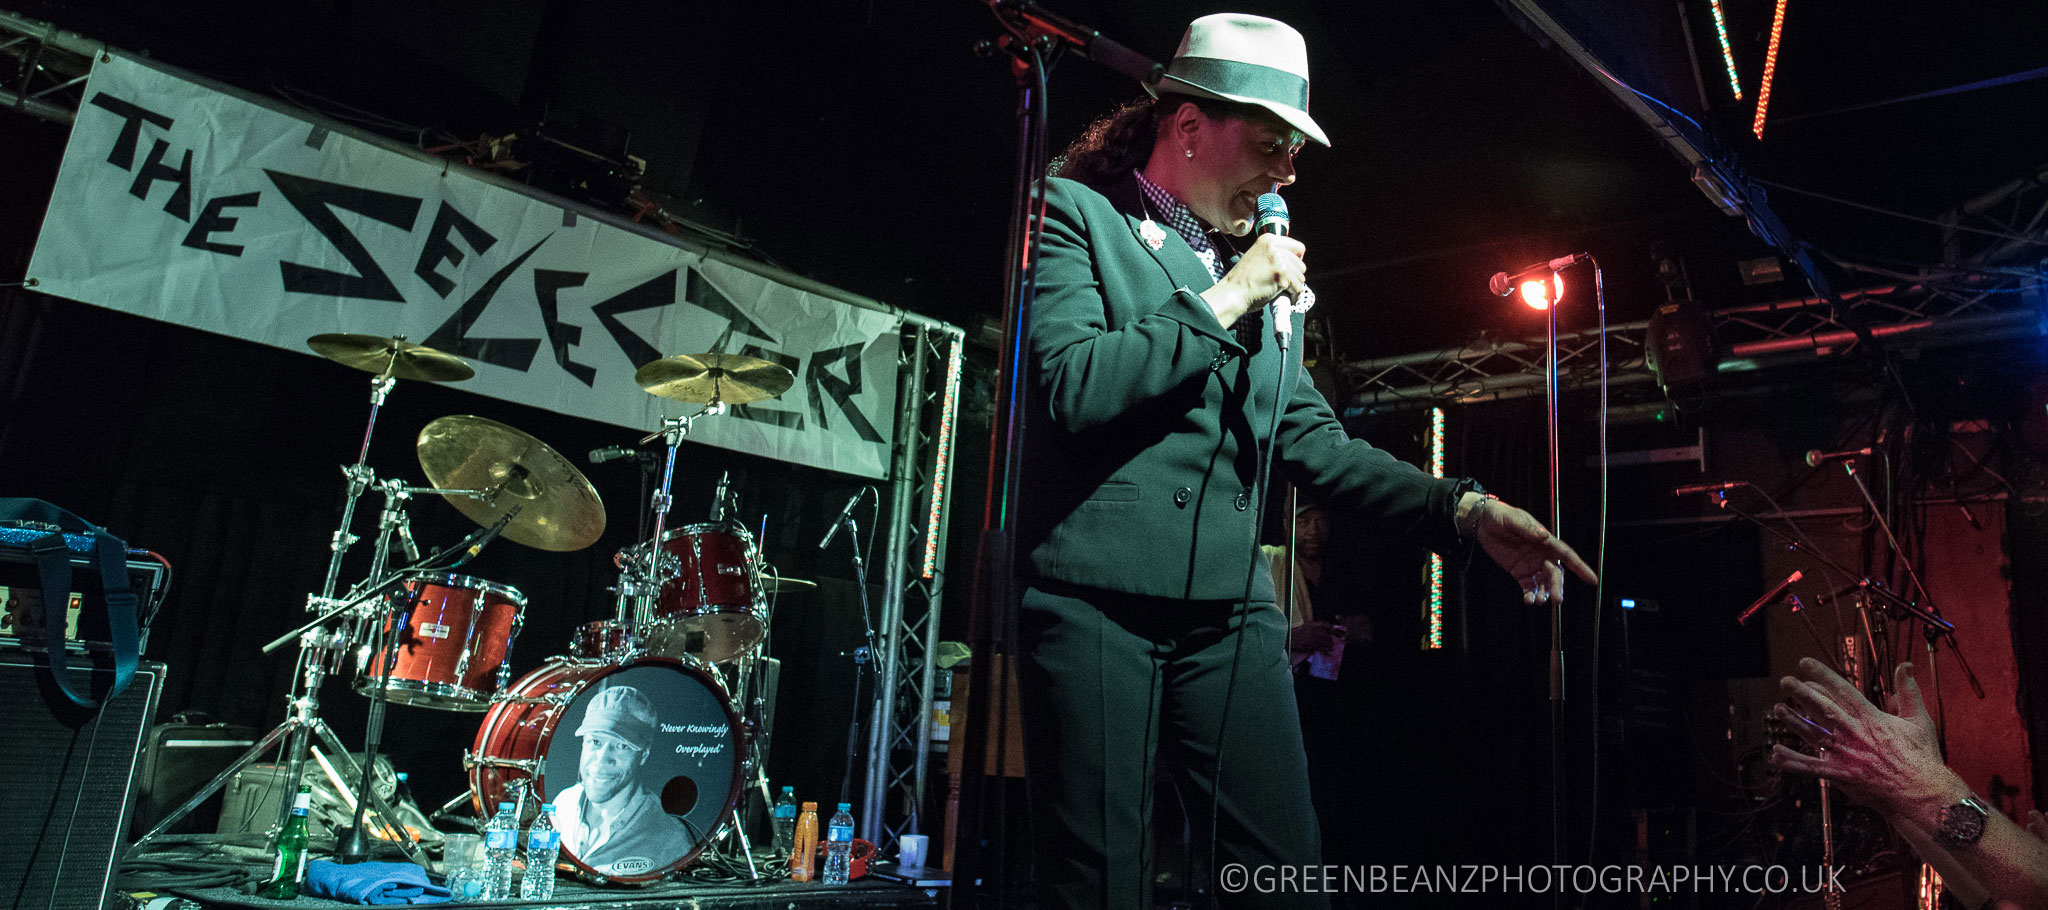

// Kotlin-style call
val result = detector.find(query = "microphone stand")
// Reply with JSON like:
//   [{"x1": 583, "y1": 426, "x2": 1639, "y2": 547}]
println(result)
[
  {"x1": 961, "y1": 5, "x2": 1158, "y2": 898},
  {"x1": 1832, "y1": 459, "x2": 1984, "y2": 698},
  {"x1": 827, "y1": 511, "x2": 881, "y2": 808},
  {"x1": 1539, "y1": 269, "x2": 1565, "y2": 880}
]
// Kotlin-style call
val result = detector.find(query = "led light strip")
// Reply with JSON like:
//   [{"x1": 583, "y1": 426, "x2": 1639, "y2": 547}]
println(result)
[
  {"x1": 1710, "y1": 0, "x2": 1743, "y2": 101},
  {"x1": 1753, "y1": 0, "x2": 1789, "y2": 138},
  {"x1": 922, "y1": 336, "x2": 963, "y2": 579},
  {"x1": 1426, "y1": 407, "x2": 1446, "y2": 650}
]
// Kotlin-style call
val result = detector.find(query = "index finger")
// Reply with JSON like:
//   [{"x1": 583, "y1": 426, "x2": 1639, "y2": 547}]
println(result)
[{"x1": 1547, "y1": 538, "x2": 1598, "y2": 585}]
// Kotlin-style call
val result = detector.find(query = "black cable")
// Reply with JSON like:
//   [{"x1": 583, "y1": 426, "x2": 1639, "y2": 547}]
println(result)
[{"x1": 1207, "y1": 306, "x2": 1294, "y2": 908}]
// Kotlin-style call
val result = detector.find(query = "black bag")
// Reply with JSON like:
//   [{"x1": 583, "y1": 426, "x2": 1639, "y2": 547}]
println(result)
[{"x1": 0, "y1": 498, "x2": 140, "y2": 707}]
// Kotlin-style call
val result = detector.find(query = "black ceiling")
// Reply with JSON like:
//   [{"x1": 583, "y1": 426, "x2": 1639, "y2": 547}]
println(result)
[{"x1": 14, "y1": 0, "x2": 2048, "y2": 362}]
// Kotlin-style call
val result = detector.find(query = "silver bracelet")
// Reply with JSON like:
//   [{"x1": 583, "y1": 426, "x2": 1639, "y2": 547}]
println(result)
[{"x1": 1457, "y1": 494, "x2": 1497, "y2": 539}]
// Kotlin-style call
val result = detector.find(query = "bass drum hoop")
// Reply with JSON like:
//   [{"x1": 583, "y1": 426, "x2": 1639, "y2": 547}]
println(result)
[{"x1": 470, "y1": 656, "x2": 745, "y2": 884}]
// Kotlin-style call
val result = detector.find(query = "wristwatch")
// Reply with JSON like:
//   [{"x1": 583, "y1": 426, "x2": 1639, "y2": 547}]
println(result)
[
  {"x1": 1934, "y1": 793, "x2": 1992, "y2": 850},
  {"x1": 1453, "y1": 480, "x2": 1495, "y2": 540}
]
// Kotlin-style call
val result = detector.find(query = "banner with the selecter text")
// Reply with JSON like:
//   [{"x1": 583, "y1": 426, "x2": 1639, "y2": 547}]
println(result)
[{"x1": 29, "y1": 53, "x2": 900, "y2": 479}]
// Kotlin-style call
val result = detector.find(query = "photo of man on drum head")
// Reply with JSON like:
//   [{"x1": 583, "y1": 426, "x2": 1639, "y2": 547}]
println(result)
[{"x1": 554, "y1": 685, "x2": 692, "y2": 876}]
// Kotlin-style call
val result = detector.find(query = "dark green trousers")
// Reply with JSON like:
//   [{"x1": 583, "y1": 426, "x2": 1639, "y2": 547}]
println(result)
[{"x1": 1018, "y1": 583, "x2": 1328, "y2": 909}]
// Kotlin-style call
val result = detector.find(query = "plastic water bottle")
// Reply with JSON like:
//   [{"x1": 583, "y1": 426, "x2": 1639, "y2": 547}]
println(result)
[
  {"x1": 772, "y1": 786, "x2": 798, "y2": 854},
  {"x1": 483, "y1": 801, "x2": 519, "y2": 899},
  {"x1": 521, "y1": 803, "x2": 559, "y2": 901},
  {"x1": 821, "y1": 802, "x2": 855, "y2": 885}
]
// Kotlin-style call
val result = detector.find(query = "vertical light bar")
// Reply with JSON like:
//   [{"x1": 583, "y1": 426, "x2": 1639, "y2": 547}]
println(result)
[
  {"x1": 1709, "y1": 0, "x2": 1743, "y2": 101},
  {"x1": 1752, "y1": 0, "x2": 1789, "y2": 138},
  {"x1": 922, "y1": 335, "x2": 963, "y2": 578},
  {"x1": 1425, "y1": 406, "x2": 1447, "y2": 650}
]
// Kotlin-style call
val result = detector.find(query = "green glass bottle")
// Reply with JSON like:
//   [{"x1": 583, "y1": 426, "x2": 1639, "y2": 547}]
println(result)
[{"x1": 258, "y1": 786, "x2": 314, "y2": 899}]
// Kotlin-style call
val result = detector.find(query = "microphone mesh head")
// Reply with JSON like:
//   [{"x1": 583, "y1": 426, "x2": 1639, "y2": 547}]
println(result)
[{"x1": 1256, "y1": 193, "x2": 1289, "y2": 225}]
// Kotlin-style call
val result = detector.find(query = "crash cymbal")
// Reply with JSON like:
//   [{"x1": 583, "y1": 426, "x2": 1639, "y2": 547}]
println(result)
[
  {"x1": 416, "y1": 415, "x2": 606, "y2": 552},
  {"x1": 635, "y1": 353, "x2": 794, "y2": 405},
  {"x1": 308, "y1": 334, "x2": 475, "y2": 383},
  {"x1": 760, "y1": 569, "x2": 818, "y2": 594}
]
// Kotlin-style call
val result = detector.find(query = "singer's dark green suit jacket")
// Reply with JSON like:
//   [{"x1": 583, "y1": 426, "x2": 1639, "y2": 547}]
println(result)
[{"x1": 1020, "y1": 172, "x2": 1467, "y2": 602}]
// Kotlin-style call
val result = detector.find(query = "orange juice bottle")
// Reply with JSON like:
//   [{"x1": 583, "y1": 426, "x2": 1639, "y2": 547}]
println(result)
[{"x1": 789, "y1": 801, "x2": 820, "y2": 881}]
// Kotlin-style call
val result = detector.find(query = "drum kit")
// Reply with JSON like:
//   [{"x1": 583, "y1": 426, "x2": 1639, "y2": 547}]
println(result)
[{"x1": 136, "y1": 333, "x2": 818, "y2": 885}]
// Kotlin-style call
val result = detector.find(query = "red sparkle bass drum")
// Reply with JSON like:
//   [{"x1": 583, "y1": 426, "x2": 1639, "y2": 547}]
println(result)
[{"x1": 468, "y1": 657, "x2": 744, "y2": 883}]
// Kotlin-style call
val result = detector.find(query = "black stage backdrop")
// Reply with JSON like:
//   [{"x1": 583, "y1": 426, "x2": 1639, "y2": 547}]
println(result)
[{"x1": 1, "y1": 112, "x2": 882, "y2": 826}]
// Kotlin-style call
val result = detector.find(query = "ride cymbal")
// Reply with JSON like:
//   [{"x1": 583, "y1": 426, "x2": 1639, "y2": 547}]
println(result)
[
  {"x1": 634, "y1": 353, "x2": 794, "y2": 405},
  {"x1": 417, "y1": 415, "x2": 606, "y2": 552},
  {"x1": 308, "y1": 334, "x2": 475, "y2": 382}
]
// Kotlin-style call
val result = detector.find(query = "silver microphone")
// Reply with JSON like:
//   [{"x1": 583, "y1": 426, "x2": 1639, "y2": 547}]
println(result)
[
  {"x1": 818, "y1": 490, "x2": 864, "y2": 550},
  {"x1": 1255, "y1": 193, "x2": 1295, "y2": 348}
]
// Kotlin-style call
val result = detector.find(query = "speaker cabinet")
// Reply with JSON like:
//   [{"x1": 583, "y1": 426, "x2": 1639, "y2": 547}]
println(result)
[{"x1": 0, "y1": 648, "x2": 164, "y2": 910}]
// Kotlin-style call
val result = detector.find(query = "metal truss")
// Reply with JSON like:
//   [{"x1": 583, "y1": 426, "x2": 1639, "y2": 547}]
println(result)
[
  {"x1": 860, "y1": 323, "x2": 964, "y2": 845},
  {"x1": 0, "y1": 10, "x2": 103, "y2": 124},
  {"x1": 1344, "y1": 278, "x2": 2046, "y2": 413}
]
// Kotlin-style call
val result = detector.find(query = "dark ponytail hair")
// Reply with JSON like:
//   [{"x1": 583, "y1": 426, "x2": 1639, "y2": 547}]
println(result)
[{"x1": 1050, "y1": 93, "x2": 1249, "y2": 187}]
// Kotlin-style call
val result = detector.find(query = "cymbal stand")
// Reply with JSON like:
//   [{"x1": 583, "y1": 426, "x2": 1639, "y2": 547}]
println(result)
[
  {"x1": 319, "y1": 368, "x2": 399, "y2": 605},
  {"x1": 628, "y1": 400, "x2": 725, "y2": 628}
]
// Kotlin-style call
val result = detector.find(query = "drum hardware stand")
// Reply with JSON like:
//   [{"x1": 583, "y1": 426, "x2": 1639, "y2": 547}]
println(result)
[
  {"x1": 136, "y1": 495, "x2": 515, "y2": 863},
  {"x1": 319, "y1": 367, "x2": 401, "y2": 605},
  {"x1": 130, "y1": 621, "x2": 425, "y2": 865},
  {"x1": 628, "y1": 401, "x2": 726, "y2": 629},
  {"x1": 339, "y1": 480, "x2": 428, "y2": 862}
]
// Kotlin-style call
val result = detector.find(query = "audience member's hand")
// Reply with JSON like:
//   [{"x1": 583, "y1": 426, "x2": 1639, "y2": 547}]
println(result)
[
  {"x1": 2026, "y1": 809, "x2": 2048, "y2": 844},
  {"x1": 1333, "y1": 612, "x2": 1374, "y2": 646},
  {"x1": 1769, "y1": 658, "x2": 1957, "y2": 815},
  {"x1": 1288, "y1": 621, "x2": 1340, "y2": 654}
]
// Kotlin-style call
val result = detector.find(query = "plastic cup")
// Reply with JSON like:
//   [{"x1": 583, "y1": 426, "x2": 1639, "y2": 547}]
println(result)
[
  {"x1": 442, "y1": 833, "x2": 487, "y2": 902},
  {"x1": 899, "y1": 833, "x2": 929, "y2": 870}
]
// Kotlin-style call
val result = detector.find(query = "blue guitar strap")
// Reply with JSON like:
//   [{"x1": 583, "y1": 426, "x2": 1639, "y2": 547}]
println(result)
[{"x1": 0, "y1": 499, "x2": 139, "y2": 707}]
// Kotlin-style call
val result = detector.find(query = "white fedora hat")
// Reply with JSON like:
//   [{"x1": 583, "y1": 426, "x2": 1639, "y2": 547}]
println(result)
[{"x1": 1147, "y1": 13, "x2": 1329, "y2": 147}]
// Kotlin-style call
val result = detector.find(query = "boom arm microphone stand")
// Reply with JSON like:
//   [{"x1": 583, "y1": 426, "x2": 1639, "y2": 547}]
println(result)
[
  {"x1": 1831, "y1": 458, "x2": 1983, "y2": 698},
  {"x1": 824, "y1": 494, "x2": 880, "y2": 806}
]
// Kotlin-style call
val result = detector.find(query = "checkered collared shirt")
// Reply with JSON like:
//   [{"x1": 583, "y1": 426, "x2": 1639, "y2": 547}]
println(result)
[{"x1": 1134, "y1": 169, "x2": 1228, "y2": 282}]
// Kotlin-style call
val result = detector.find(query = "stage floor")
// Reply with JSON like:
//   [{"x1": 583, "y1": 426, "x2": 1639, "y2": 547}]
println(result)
[
  {"x1": 118, "y1": 841, "x2": 947, "y2": 910},
  {"x1": 153, "y1": 878, "x2": 942, "y2": 909}
]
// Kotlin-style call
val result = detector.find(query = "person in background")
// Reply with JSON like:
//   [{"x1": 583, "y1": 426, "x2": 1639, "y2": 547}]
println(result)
[{"x1": 1772, "y1": 658, "x2": 2048, "y2": 909}]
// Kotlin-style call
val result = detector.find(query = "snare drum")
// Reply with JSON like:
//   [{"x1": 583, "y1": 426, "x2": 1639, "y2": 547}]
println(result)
[
  {"x1": 567, "y1": 619, "x2": 636, "y2": 662},
  {"x1": 643, "y1": 523, "x2": 765, "y2": 663},
  {"x1": 357, "y1": 574, "x2": 525, "y2": 711},
  {"x1": 468, "y1": 657, "x2": 744, "y2": 883}
]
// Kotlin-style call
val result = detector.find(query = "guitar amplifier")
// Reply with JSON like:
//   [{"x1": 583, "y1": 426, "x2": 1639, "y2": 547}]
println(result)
[
  {"x1": 0, "y1": 646, "x2": 166, "y2": 910},
  {"x1": 0, "y1": 523, "x2": 169, "y2": 649}
]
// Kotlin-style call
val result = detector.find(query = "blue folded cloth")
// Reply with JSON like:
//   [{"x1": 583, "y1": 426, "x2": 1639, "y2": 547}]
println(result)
[{"x1": 305, "y1": 859, "x2": 451, "y2": 905}]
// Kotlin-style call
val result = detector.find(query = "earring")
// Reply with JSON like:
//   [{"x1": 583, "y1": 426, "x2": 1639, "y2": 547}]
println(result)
[{"x1": 1185, "y1": 148, "x2": 1194, "y2": 159}]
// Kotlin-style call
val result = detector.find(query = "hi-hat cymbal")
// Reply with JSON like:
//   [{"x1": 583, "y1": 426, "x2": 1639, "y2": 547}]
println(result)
[
  {"x1": 308, "y1": 334, "x2": 475, "y2": 383},
  {"x1": 417, "y1": 415, "x2": 606, "y2": 552},
  {"x1": 635, "y1": 353, "x2": 794, "y2": 405}
]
